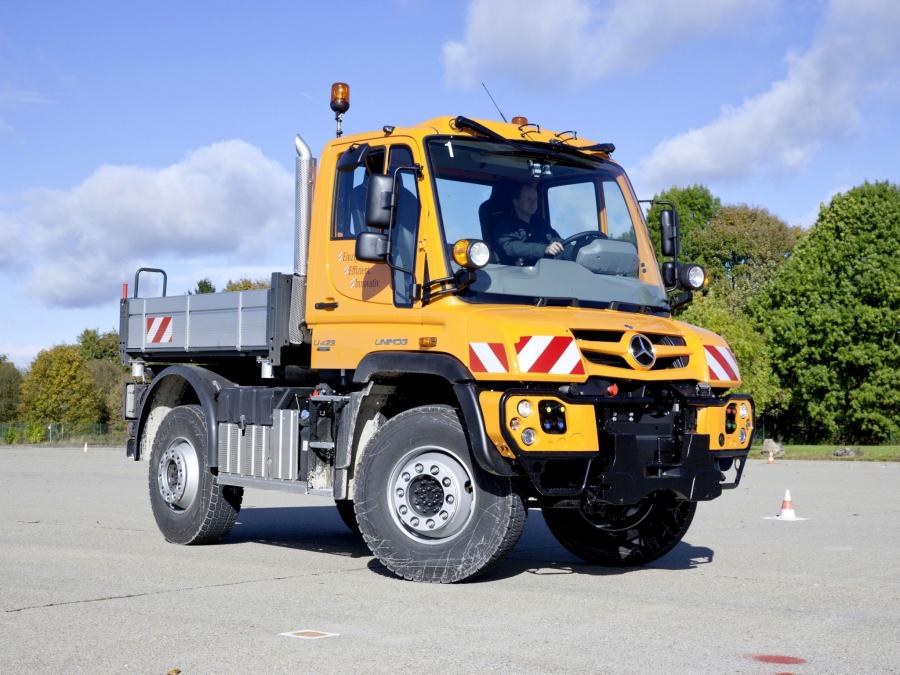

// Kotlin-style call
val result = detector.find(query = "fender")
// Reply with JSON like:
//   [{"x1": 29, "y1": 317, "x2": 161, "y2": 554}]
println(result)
[
  {"x1": 135, "y1": 365, "x2": 234, "y2": 466},
  {"x1": 353, "y1": 351, "x2": 517, "y2": 477}
]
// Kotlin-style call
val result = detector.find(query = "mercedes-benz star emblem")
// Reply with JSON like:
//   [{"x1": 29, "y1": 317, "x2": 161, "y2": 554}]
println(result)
[{"x1": 629, "y1": 334, "x2": 656, "y2": 369}]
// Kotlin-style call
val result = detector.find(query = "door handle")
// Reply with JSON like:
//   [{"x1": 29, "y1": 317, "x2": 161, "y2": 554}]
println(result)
[{"x1": 315, "y1": 301, "x2": 339, "y2": 310}]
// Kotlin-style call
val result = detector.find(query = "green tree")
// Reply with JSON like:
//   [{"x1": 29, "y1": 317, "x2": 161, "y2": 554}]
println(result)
[
  {"x1": 692, "y1": 205, "x2": 802, "y2": 291},
  {"x1": 224, "y1": 277, "x2": 270, "y2": 291},
  {"x1": 189, "y1": 278, "x2": 216, "y2": 294},
  {"x1": 77, "y1": 328, "x2": 120, "y2": 362},
  {"x1": 0, "y1": 355, "x2": 22, "y2": 422},
  {"x1": 754, "y1": 182, "x2": 900, "y2": 443},
  {"x1": 18, "y1": 346, "x2": 102, "y2": 427},
  {"x1": 645, "y1": 185, "x2": 721, "y2": 261},
  {"x1": 86, "y1": 359, "x2": 129, "y2": 428}
]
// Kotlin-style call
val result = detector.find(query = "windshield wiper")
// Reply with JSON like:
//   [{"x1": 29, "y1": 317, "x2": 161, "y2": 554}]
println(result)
[
  {"x1": 452, "y1": 116, "x2": 510, "y2": 143},
  {"x1": 453, "y1": 116, "x2": 608, "y2": 168},
  {"x1": 547, "y1": 139, "x2": 615, "y2": 161}
]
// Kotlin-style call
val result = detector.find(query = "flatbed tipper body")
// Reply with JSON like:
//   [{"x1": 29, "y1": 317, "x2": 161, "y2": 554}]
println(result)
[
  {"x1": 122, "y1": 288, "x2": 270, "y2": 357},
  {"x1": 122, "y1": 95, "x2": 754, "y2": 582}
]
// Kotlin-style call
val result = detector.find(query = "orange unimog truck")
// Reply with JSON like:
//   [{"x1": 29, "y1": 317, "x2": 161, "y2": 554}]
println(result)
[{"x1": 121, "y1": 84, "x2": 753, "y2": 582}]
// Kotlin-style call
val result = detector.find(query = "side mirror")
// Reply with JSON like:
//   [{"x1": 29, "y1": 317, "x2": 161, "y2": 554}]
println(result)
[
  {"x1": 337, "y1": 143, "x2": 370, "y2": 172},
  {"x1": 365, "y1": 174, "x2": 394, "y2": 230},
  {"x1": 660, "y1": 209, "x2": 679, "y2": 258},
  {"x1": 355, "y1": 231, "x2": 389, "y2": 262},
  {"x1": 661, "y1": 261, "x2": 677, "y2": 288}
]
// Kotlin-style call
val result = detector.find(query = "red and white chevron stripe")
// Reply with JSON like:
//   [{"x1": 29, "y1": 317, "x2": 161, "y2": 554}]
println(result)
[
  {"x1": 469, "y1": 342, "x2": 509, "y2": 373},
  {"x1": 704, "y1": 345, "x2": 740, "y2": 381},
  {"x1": 146, "y1": 316, "x2": 173, "y2": 344},
  {"x1": 515, "y1": 336, "x2": 585, "y2": 375}
]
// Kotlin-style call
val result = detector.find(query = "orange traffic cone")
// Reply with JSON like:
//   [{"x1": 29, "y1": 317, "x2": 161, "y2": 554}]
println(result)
[{"x1": 765, "y1": 489, "x2": 807, "y2": 521}]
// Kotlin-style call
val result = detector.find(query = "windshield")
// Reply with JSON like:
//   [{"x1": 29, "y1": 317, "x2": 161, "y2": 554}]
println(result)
[{"x1": 426, "y1": 137, "x2": 668, "y2": 313}]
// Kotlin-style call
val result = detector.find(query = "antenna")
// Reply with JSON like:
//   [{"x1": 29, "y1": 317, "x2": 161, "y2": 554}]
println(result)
[{"x1": 481, "y1": 82, "x2": 507, "y2": 123}]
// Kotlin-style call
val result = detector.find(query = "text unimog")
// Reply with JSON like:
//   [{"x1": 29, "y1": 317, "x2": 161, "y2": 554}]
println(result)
[{"x1": 121, "y1": 83, "x2": 754, "y2": 582}]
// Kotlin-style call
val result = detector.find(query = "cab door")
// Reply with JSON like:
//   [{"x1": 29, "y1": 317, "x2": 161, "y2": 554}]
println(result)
[{"x1": 309, "y1": 140, "x2": 424, "y2": 369}]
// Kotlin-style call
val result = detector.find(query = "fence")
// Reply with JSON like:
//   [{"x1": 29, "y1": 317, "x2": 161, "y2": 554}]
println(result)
[{"x1": 0, "y1": 422, "x2": 126, "y2": 446}]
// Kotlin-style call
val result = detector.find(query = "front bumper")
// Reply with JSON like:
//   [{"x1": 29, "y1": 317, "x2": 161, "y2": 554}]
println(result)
[{"x1": 479, "y1": 385, "x2": 753, "y2": 504}]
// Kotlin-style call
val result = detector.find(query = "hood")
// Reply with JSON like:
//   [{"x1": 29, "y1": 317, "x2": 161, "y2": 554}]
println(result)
[{"x1": 462, "y1": 305, "x2": 740, "y2": 386}]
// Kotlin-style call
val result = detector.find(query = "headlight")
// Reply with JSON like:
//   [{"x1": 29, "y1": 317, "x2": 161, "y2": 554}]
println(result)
[
  {"x1": 517, "y1": 400, "x2": 532, "y2": 418},
  {"x1": 452, "y1": 239, "x2": 491, "y2": 269},
  {"x1": 521, "y1": 428, "x2": 536, "y2": 446},
  {"x1": 739, "y1": 429, "x2": 747, "y2": 444},
  {"x1": 739, "y1": 403, "x2": 749, "y2": 419},
  {"x1": 679, "y1": 263, "x2": 706, "y2": 290}
]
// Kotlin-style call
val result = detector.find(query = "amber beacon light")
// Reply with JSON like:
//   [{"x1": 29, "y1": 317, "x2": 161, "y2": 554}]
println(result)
[
  {"x1": 331, "y1": 82, "x2": 350, "y2": 137},
  {"x1": 330, "y1": 82, "x2": 350, "y2": 113}
]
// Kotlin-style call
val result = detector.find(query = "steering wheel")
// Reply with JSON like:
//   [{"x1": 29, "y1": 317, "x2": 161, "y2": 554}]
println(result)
[{"x1": 557, "y1": 230, "x2": 607, "y2": 261}]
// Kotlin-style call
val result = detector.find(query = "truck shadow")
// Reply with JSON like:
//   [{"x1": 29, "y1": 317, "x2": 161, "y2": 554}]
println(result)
[{"x1": 225, "y1": 505, "x2": 714, "y2": 580}]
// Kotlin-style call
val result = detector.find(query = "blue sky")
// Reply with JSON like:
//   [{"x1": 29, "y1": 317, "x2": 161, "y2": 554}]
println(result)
[{"x1": 1, "y1": 0, "x2": 898, "y2": 368}]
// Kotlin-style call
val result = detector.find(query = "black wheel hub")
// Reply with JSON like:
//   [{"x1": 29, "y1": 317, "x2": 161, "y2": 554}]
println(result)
[{"x1": 408, "y1": 475, "x2": 444, "y2": 516}]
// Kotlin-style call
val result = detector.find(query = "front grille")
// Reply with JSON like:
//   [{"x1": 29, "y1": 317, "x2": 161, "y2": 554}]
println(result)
[
  {"x1": 650, "y1": 335, "x2": 686, "y2": 346},
  {"x1": 584, "y1": 352, "x2": 629, "y2": 368},
  {"x1": 653, "y1": 355, "x2": 689, "y2": 370},
  {"x1": 571, "y1": 330, "x2": 623, "y2": 343},
  {"x1": 574, "y1": 330, "x2": 689, "y2": 372}
]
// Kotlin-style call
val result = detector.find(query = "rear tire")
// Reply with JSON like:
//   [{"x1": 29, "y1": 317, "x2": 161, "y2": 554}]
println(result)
[
  {"x1": 148, "y1": 405, "x2": 243, "y2": 544},
  {"x1": 542, "y1": 491, "x2": 696, "y2": 566},
  {"x1": 355, "y1": 405, "x2": 525, "y2": 583}
]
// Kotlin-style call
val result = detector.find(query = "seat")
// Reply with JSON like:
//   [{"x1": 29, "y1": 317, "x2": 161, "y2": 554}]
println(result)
[{"x1": 478, "y1": 181, "x2": 515, "y2": 263}]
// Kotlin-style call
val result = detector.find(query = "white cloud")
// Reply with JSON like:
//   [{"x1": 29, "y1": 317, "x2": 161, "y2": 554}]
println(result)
[
  {"x1": 0, "y1": 212, "x2": 25, "y2": 269},
  {"x1": 635, "y1": 0, "x2": 900, "y2": 190},
  {"x1": 10, "y1": 140, "x2": 293, "y2": 307},
  {"x1": 442, "y1": 0, "x2": 769, "y2": 88}
]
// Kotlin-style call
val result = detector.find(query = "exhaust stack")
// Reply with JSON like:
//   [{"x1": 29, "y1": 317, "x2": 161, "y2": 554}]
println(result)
[
  {"x1": 289, "y1": 134, "x2": 315, "y2": 343},
  {"x1": 294, "y1": 134, "x2": 315, "y2": 276}
]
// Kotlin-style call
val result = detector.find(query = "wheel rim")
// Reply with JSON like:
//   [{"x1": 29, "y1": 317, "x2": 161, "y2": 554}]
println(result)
[
  {"x1": 156, "y1": 436, "x2": 200, "y2": 511},
  {"x1": 387, "y1": 448, "x2": 475, "y2": 544},
  {"x1": 579, "y1": 499, "x2": 655, "y2": 532}
]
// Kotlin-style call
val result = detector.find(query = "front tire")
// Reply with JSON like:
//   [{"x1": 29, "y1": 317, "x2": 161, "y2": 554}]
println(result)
[
  {"x1": 148, "y1": 405, "x2": 243, "y2": 544},
  {"x1": 334, "y1": 499, "x2": 361, "y2": 536},
  {"x1": 542, "y1": 491, "x2": 696, "y2": 566},
  {"x1": 354, "y1": 405, "x2": 525, "y2": 583}
]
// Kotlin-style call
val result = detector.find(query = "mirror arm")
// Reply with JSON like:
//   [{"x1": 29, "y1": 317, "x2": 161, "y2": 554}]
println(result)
[
  {"x1": 670, "y1": 290, "x2": 693, "y2": 311},
  {"x1": 420, "y1": 269, "x2": 473, "y2": 306}
]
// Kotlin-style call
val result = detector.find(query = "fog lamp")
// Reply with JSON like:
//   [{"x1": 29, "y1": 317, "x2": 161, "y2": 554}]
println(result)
[
  {"x1": 521, "y1": 428, "x2": 536, "y2": 446},
  {"x1": 517, "y1": 400, "x2": 532, "y2": 418}
]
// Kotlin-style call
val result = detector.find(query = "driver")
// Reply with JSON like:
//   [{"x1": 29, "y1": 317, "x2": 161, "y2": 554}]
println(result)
[{"x1": 494, "y1": 182, "x2": 564, "y2": 265}]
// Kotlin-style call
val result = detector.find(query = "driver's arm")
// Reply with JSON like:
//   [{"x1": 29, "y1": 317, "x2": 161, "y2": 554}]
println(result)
[
  {"x1": 545, "y1": 240, "x2": 564, "y2": 255},
  {"x1": 496, "y1": 225, "x2": 549, "y2": 262}
]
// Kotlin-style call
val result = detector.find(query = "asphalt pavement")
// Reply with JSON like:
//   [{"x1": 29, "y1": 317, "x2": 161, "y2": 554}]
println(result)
[{"x1": 1, "y1": 445, "x2": 898, "y2": 673}]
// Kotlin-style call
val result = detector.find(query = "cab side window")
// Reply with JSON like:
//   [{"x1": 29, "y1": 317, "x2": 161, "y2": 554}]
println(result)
[
  {"x1": 387, "y1": 145, "x2": 419, "y2": 308},
  {"x1": 602, "y1": 180, "x2": 636, "y2": 244},
  {"x1": 332, "y1": 146, "x2": 386, "y2": 239}
]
